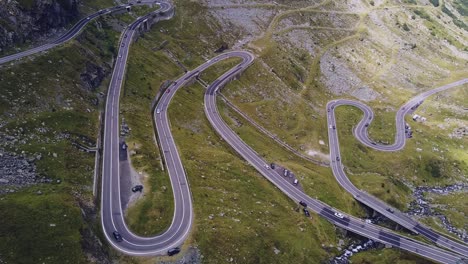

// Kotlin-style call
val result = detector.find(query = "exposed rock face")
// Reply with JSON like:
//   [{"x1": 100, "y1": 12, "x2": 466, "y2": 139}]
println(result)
[
  {"x1": 0, "y1": 0, "x2": 80, "y2": 52},
  {"x1": 80, "y1": 61, "x2": 107, "y2": 91}
]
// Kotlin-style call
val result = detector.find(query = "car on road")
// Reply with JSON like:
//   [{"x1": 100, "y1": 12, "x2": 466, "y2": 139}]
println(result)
[
  {"x1": 365, "y1": 123, "x2": 369, "y2": 127},
  {"x1": 119, "y1": 54, "x2": 122, "y2": 58},
  {"x1": 168, "y1": 247, "x2": 180, "y2": 256},
  {"x1": 132, "y1": 185, "x2": 143, "y2": 192},
  {"x1": 386, "y1": 208, "x2": 395, "y2": 213},
  {"x1": 265, "y1": 164, "x2": 270, "y2": 170},
  {"x1": 293, "y1": 179, "x2": 298, "y2": 185},
  {"x1": 166, "y1": 88, "x2": 171, "y2": 93},
  {"x1": 299, "y1": 201, "x2": 307, "y2": 207},
  {"x1": 303, "y1": 208, "x2": 311, "y2": 217},
  {"x1": 156, "y1": 108, "x2": 161, "y2": 114},
  {"x1": 332, "y1": 125, "x2": 336, "y2": 129},
  {"x1": 113, "y1": 231, "x2": 123, "y2": 242},
  {"x1": 336, "y1": 156, "x2": 340, "y2": 161},
  {"x1": 270, "y1": 163, "x2": 275, "y2": 169},
  {"x1": 121, "y1": 43, "x2": 125, "y2": 47},
  {"x1": 365, "y1": 219, "x2": 372, "y2": 224},
  {"x1": 334, "y1": 212, "x2": 344, "y2": 219},
  {"x1": 371, "y1": 142, "x2": 377, "y2": 145}
]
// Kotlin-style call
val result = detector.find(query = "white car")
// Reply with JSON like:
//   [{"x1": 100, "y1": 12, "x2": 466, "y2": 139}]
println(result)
[
  {"x1": 156, "y1": 108, "x2": 161, "y2": 114},
  {"x1": 334, "y1": 212, "x2": 344, "y2": 219}
]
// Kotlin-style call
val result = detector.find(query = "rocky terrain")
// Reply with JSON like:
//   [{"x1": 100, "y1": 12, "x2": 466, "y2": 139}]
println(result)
[
  {"x1": 0, "y1": 0, "x2": 80, "y2": 53},
  {"x1": 408, "y1": 184, "x2": 468, "y2": 242}
]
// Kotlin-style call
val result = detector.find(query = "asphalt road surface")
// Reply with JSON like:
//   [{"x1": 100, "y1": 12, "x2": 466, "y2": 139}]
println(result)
[
  {"x1": 327, "y1": 79, "x2": 468, "y2": 256},
  {"x1": 100, "y1": 1, "x2": 193, "y2": 256},
  {"x1": 0, "y1": 4, "x2": 140, "y2": 65}
]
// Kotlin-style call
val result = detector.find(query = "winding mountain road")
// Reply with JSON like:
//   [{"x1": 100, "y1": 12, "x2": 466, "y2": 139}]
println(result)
[
  {"x1": 1, "y1": 0, "x2": 467, "y2": 261},
  {"x1": 327, "y1": 80, "x2": 468, "y2": 256},
  {"x1": 0, "y1": 4, "x2": 136, "y2": 65}
]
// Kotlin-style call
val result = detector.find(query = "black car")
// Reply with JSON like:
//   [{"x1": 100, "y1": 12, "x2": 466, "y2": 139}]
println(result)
[
  {"x1": 336, "y1": 156, "x2": 340, "y2": 161},
  {"x1": 303, "y1": 208, "x2": 311, "y2": 217},
  {"x1": 168, "y1": 247, "x2": 181, "y2": 256},
  {"x1": 270, "y1": 163, "x2": 276, "y2": 169},
  {"x1": 332, "y1": 125, "x2": 336, "y2": 129},
  {"x1": 386, "y1": 208, "x2": 395, "y2": 213},
  {"x1": 132, "y1": 185, "x2": 143, "y2": 192},
  {"x1": 365, "y1": 123, "x2": 369, "y2": 127},
  {"x1": 299, "y1": 201, "x2": 307, "y2": 207},
  {"x1": 113, "y1": 231, "x2": 123, "y2": 242}
]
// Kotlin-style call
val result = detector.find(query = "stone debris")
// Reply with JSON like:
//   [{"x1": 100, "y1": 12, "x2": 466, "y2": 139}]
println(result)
[
  {"x1": 407, "y1": 184, "x2": 468, "y2": 242},
  {"x1": 0, "y1": 149, "x2": 51, "y2": 195},
  {"x1": 331, "y1": 239, "x2": 379, "y2": 263}
]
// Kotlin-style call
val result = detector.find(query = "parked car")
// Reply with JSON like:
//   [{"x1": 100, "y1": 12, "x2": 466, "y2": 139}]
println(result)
[
  {"x1": 299, "y1": 201, "x2": 307, "y2": 207},
  {"x1": 132, "y1": 185, "x2": 143, "y2": 192},
  {"x1": 303, "y1": 208, "x2": 311, "y2": 217},
  {"x1": 168, "y1": 247, "x2": 180, "y2": 256},
  {"x1": 293, "y1": 179, "x2": 298, "y2": 185},
  {"x1": 113, "y1": 231, "x2": 123, "y2": 242}
]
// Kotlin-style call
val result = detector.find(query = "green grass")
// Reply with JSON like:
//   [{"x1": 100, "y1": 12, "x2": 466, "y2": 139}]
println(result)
[
  {"x1": 331, "y1": 100, "x2": 467, "y2": 210},
  {"x1": 0, "y1": 9, "x2": 124, "y2": 263},
  {"x1": 115, "y1": 1, "x2": 371, "y2": 262},
  {"x1": 167, "y1": 82, "x2": 339, "y2": 263},
  {"x1": 217, "y1": 98, "x2": 365, "y2": 215},
  {"x1": 427, "y1": 192, "x2": 468, "y2": 231},
  {"x1": 0, "y1": 189, "x2": 86, "y2": 264}
]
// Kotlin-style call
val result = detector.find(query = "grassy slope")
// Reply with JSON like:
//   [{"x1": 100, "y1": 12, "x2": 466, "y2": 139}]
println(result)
[
  {"x1": 226, "y1": 0, "x2": 467, "y2": 228},
  {"x1": 203, "y1": 0, "x2": 467, "y2": 260},
  {"x1": 117, "y1": 1, "x2": 369, "y2": 263},
  {"x1": 0, "y1": 2, "x2": 134, "y2": 262},
  {"x1": 120, "y1": 0, "x2": 467, "y2": 263}
]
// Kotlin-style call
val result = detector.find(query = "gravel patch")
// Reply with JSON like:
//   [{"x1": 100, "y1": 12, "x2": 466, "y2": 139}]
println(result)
[
  {"x1": 210, "y1": 7, "x2": 276, "y2": 36},
  {"x1": 320, "y1": 51, "x2": 382, "y2": 101},
  {"x1": 0, "y1": 149, "x2": 50, "y2": 194}
]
